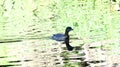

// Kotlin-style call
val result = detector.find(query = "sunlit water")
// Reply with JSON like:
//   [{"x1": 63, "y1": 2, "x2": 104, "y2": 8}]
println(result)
[{"x1": 0, "y1": 38, "x2": 120, "y2": 67}]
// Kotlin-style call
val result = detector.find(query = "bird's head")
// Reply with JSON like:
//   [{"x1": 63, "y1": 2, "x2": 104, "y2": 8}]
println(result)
[{"x1": 66, "y1": 27, "x2": 73, "y2": 32}]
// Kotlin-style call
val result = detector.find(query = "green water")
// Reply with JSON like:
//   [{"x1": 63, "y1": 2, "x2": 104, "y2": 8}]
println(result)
[{"x1": 0, "y1": 0, "x2": 120, "y2": 66}]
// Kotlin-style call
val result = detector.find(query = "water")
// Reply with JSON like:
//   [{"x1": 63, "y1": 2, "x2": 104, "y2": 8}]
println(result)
[{"x1": 0, "y1": 39, "x2": 120, "y2": 67}]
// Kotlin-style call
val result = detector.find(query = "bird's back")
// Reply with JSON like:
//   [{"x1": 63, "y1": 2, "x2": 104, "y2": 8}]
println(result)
[{"x1": 51, "y1": 33, "x2": 67, "y2": 41}]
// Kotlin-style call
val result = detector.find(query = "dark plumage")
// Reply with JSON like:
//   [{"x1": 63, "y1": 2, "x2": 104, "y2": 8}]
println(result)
[
  {"x1": 51, "y1": 27, "x2": 74, "y2": 51},
  {"x1": 51, "y1": 27, "x2": 73, "y2": 41},
  {"x1": 65, "y1": 37, "x2": 74, "y2": 51},
  {"x1": 64, "y1": 29, "x2": 74, "y2": 51}
]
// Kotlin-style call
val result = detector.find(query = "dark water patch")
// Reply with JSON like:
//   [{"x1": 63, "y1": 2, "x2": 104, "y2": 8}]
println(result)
[
  {"x1": 55, "y1": 62, "x2": 62, "y2": 64},
  {"x1": 24, "y1": 60, "x2": 32, "y2": 62},
  {"x1": 63, "y1": 57, "x2": 85, "y2": 61},
  {"x1": 112, "y1": 63, "x2": 119, "y2": 67},
  {"x1": 80, "y1": 61, "x2": 90, "y2": 67},
  {"x1": 63, "y1": 61, "x2": 89, "y2": 67},
  {"x1": 54, "y1": 59, "x2": 59, "y2": 61},
  {"x1": 33, "y1": 49, "x2": 37, "y2": 52},
  {"x1": 34, "y1": 49, "x2": 48, "y2": 53},
  {"x1": 62, "y1": 46, "x2": 83, "y2": 51},
  {"x1": 78, "y1": 53, "x2": 85, "y2": 57},
  {"x1": 89, "y1": 47, "x2": 99, "y2": 49},
  {"x1": 112, "y1": 0, "x2": 116, "y2": 2},
  {"x1": 51, "y1": 48, "x2": 59, "y2": 52},
  {"x1": 35, "y1": 31, "x2": 42, "y2": 33},
  {"x1": 9, "y1": 60, "x2": 21, "y2": 63},
  {"x1": 0, "y1": 40, "x2": 22, "y2": 43},
  {"x1": 70, "y1": 37, "x2": 82, "y2": 40},
  {"x1": 88, "y1": 60, "x2": 105, "y2": 63},
  {"x1": 0, "y1": 64, "x2": 21, "y2": 67},
  {"x1": 0, "y1": 56, "x2": 8, "y2": 58},
  {"x1": 71, "y1": 57, "x2": 85, "y2": 61},
  {"x1": 74, "y1": 46, "x2": 83, "y2": 50},
  {"x1": 9, "y1": 59, "x2": 32, "y2": 63}
]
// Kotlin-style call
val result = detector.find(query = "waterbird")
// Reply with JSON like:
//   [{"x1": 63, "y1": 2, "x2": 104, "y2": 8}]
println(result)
[
  {"x1": 52, "y1": 27, "x2": 73, "y2": 41},
  {"x1": 51, "y1": 27, "x2": 74, "y2": 51}
]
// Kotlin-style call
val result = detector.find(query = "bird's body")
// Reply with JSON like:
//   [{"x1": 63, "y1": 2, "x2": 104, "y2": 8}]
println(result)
[
  {"x1": 51, "y1": 27, "x2": 73, "y2": 41},
  {"x1": 52, "y1": 33, "x2": 67, "y2": 41},
  {"x1": 51, "y1": 27, "x2": 74, "y2": 51}
]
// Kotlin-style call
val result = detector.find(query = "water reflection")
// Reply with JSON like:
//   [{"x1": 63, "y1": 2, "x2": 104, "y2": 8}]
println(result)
[
  {"x1": 0, "y1": 40, "x2": 22, "y2": 43},
  {"x1": 0, "y1": 55, "x2": 32, "y2": 67},
  {"x1": 9, "y1": 60, "x2": 32, "y2": 63},
  {"x1": 0, "y1": 39, "x2": 120, "y2": 67},
  {"x1": 0, "y1": 64, "x2": 21, "y2": 67}
]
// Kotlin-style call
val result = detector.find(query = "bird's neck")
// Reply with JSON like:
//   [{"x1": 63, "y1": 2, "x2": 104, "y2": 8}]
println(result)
[
  {"x1": 65, "y1": 31, "x2": 69, "y2": 36},
  {"x1": 65, "y1": 30, "x2": 69, "y2": 41},
  {"x1": 64, "y1": 32, "x2": 73, "y2": 51}
]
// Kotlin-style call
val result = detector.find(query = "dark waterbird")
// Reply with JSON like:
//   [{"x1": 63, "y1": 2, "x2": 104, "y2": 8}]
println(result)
[
  {"x1": 51, "y1": 27, "x2": 74, "y2": 51},
  {"x1": 52, "y1": 27, "x2": 73, "y2": 41}
]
